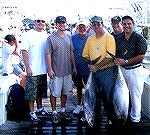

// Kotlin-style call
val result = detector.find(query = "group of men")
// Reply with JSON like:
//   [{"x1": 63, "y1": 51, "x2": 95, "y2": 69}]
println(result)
[{"x1": 2, "y1": 14, "x2": 147, "y2": 131}]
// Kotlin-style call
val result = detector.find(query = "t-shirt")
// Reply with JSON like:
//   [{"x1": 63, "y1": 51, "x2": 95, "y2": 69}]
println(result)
[
  {"x1": 82, "y1": 33, "x2": 116, "y2": 69},
  {"x1": 72, "y1": 34, "x2": 90, "y2": 75},
  {"x1": 21, "y1": 29, "x2": 48, "y2": 76},
  {"x1": 46, "y1": 32, "x2": 73, "y2": 77},
  {"x1": 2, "y1": 42, "x2": 15, "y2": 74}
]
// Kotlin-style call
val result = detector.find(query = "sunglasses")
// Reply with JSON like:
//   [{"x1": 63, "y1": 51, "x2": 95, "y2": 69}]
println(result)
[
  {"x1": 56, "y1": 21, "x2": 65, "y2": 24},
  {"x1": 92, "y1": 22, "x2": 101, "y2": 27},
  {"x1": 122, "y1": 22, "x2": 132, "y2": 26},
  {"x1": 36, "y1": 20, "x2": 45, "y2": 23}
]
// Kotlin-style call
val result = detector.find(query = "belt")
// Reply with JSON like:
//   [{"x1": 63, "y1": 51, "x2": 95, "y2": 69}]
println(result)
[{"x1": 123, "y1": 64, "x2": 142, "y2": 70}]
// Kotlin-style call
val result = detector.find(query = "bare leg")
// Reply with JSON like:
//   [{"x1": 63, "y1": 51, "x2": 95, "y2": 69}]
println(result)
[
  {"x1": 29, "y1": 100, "x2": 34, "y2": 112},
  {"x1": 77, "y1": 88, "x2": 82, "y2": 105},
  {"x1": 19, "y1": 74, "x2": 26, "y2": 89},
  {"x1": 50, "y1": 95, "x2": 57, "y2": 111},
  {"x1": 36, "y1": 96, "x2": 42, "y2": 109},
  {"x1": 61, "y1": 94, "x2": 67, "y2": 108}
]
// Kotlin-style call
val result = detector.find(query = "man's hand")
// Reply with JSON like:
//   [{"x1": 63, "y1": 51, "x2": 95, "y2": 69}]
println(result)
[
  {"x1": 114, "y1": 58, "x2": 125, "y2": 65},
  {"x1": 48, "y1": 69, "x2": 55, "y2": 79},
  {"x1": 88, "y1": 64, "x2": 98, "y2": 73}
]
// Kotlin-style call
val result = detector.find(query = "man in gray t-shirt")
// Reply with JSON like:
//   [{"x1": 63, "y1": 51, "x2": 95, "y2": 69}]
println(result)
[{"x1": 46, "y1": 16, "x2": 77, "y2": 124}]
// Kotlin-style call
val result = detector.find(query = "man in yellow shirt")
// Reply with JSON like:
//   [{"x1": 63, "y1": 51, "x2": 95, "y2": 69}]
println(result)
[{"x1": 82, "y1": 16, "x2": 116, "y2": 128}]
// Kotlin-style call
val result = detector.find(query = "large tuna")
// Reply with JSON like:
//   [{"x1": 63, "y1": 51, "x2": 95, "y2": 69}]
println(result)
[
  {"x1": 83, "y1": 72, "x2": 97, "y2": 127},
  {"x1": 113, "y1": 66, "x2": 129, "y2": 120}
]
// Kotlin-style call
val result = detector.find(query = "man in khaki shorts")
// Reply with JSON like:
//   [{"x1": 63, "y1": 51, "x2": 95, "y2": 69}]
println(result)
[{"x1": 46, "y1": 16, "x2": 77, "y2": 124}]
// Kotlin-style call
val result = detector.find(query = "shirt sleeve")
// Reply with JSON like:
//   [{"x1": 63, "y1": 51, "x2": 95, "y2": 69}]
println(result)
[
  {"x1": 46, "y1": 35, "x2": 53, "y2": 55},
  {"x1": 82, "y1": 38, "x2": 90, "y2": 59},
  {"x1": 136, "y1": 34, "x2": 147, "y2": 54},
  {"x1": 106, "y1": 34, "x2": 116, "y2": 58},
  {"x1": 21, "y1": 32, "x2": 29, "y2": 51}
]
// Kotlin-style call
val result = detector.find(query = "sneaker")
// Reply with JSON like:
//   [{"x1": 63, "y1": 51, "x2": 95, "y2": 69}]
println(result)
[
  {"x1": 29, "y1": 112, "x2": 40, "y2": 123},
  {"x1": 80, "y1": 116, "x2": 86, "y2": 122},
  {"x1": 60, "y1": 112, "x2": 72, "y2": 121},
  {"x1": 37, "y1": 107, "x2": 49, "y2": 116},
  {"x1": 51, "y1": 112, "x2": 60, "y2": 124},
  {"x1": 73, "y1": 105, "x2": 83, "y2": 114}
]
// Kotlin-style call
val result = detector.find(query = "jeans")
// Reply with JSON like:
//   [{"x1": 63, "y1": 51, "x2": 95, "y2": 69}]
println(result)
[{"x1": 94, "y1": 66, "x2": 117, "y2": 122}]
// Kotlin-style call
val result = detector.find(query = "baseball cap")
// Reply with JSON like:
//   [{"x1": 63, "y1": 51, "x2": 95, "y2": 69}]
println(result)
[
  {"x1": 90, "y1": 16, "x2": 103, "y2": 23},
  {"x1": 4, "y1": 34, "x2": 16, "y2": 43},
  {"x1": 77, "y1": 20, "x2": 88, "y2": 26},
  {"x1": 111, "y1": 16, "x2": 121, "y2": 24},
  {"x1": 55, "y1": 16, "x2": 66, "y2": 23},
  {"x1": 33, "y1": 15, "x2": 45, "y2": 21}
]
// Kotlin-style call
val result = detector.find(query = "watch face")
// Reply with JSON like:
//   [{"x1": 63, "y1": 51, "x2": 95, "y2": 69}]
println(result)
[{"x1": 125, "y1": 60, "x2": 128, "y2": 64}]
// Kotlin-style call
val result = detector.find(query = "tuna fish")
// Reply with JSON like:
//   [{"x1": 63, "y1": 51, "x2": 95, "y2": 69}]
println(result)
[
  {"x1": 83, "y1": 72, "x2": 97, "y2": 127},
  {"x1": 113, "y1": 66, "x2": 129, "y2": 120}
]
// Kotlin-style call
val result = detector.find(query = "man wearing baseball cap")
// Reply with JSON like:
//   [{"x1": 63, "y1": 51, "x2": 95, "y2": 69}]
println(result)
[
  {"x1": 111, "y1": 16, "x2": 123, "y2": 39},
  {"x1": 55, "y1": 16, "x2": 67, "y2": 23},
  {"x1": 82, "y1": 15, "x2": 116, "y2": 128},
  {"x1": 46, "y1": 16, "x2": 77, "y2": 123}
]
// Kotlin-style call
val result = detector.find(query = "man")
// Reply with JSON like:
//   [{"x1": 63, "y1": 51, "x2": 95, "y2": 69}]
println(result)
[
  {"x1": 2, "y1": 34, "x2": 26, "y2": 88},
  {"x1": 114, "y1": 16, "x2": 147, "y2": 129},
  {"x1": 72, "y1": 21, "x2": 90, "y2": 115},
  {"x1": 21, "y1": 17, "x2": 49, "y2": 123},
  {"x1": 111, "y1": 16, "x2": 123, "y2": 39},
  {"x1": 82, "y1": 16, "x2": 116, "y2": 127},
  {"x1": 46, "y1": 16, "x2": 77, "y2": 123}
]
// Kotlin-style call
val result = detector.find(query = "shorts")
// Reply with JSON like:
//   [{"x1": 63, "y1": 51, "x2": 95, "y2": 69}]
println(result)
[
  {"x1": 12, "y1": 64, "x2": 24, "y2": 76},
  {"x1": 25, "y1": 74, "x2": 47, "y2": 101},
  {"x1": 49, "y1": 74, "x2": 73, "y2": 97},
  {"x1": 72, "y1": 74, "x2": 89, "y2": 89}
]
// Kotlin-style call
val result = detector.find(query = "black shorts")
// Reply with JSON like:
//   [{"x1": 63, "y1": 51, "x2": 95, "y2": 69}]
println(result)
[{"x1": 72, "y1": 74, "x2": 89, "y2": 90}]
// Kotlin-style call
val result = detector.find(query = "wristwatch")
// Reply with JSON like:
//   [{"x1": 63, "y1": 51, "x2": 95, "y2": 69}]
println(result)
[{"x1": 124, "y1": 59, "x2": 129, "y2": 65}]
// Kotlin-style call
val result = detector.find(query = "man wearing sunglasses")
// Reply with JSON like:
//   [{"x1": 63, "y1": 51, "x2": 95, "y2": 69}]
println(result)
[
  {"x1": 46, "y1": 16, "x2": 77, "y2": 124},
  {"x1": 82, "y1": 16, "x2": 116, "y2": 129},
  {"x1": 21, "y1": 17, "x2": 49, "y2": 123}
]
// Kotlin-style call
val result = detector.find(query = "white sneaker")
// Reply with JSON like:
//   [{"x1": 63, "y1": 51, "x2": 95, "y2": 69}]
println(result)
[
  {"x1": 29, "y1": 112, "x2": 40, "y2": 123},
  {"x1": 73, "y1": 105, "x2": 83, "y2": 114}
]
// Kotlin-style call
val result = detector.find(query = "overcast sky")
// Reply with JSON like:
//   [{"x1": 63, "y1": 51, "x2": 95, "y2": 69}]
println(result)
[
  {"x1": 21, "y1": 0, "x2": 125, "y2": 22},
  {"x1": 0, "y1": 0, "x2": 147, "y2": 25}
]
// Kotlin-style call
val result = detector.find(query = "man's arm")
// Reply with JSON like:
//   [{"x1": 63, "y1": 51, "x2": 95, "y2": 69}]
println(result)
[
  {"x1": 70, "y1": 49, "x2": 77, "y2": 75},
  {"x1": 46, "y1": 53, "x2": 55, "y2": 78},
  {"x1": 22, "y1": 50, "x2": 32, "y2": 76},
  {"x1": 88, "y1": 57, "x2": 113, "y2": 73},
  {"x1": 114, "y1": 54, "x2": 145, "y2": 65}
]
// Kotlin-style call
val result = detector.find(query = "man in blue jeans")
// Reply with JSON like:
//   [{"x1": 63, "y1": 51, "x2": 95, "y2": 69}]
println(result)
[{"x1": 82, "y1": 16, "x2": 116, "y2": 128}]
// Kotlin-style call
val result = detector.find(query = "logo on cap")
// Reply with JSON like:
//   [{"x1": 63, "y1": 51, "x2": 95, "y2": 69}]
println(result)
[{"x1": 111, "y1": 16, "x2": 121, "y2": 24}]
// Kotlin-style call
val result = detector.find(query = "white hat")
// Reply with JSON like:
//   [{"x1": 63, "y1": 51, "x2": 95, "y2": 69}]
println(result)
[
  {"x1": 77, "y1": 20, "x2": 89, "y2": 27},
  {"x1": 33, "y1": 15, "x2": 45, "y2": 21}
]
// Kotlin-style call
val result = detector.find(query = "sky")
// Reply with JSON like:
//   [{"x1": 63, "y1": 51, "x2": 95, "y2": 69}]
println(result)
[
  {"x1": 20, "y1": 0, "x2": 126, "y2": 22},
  {"x1": 0, "y1": 0, "x2": 148, "y2": 26}
]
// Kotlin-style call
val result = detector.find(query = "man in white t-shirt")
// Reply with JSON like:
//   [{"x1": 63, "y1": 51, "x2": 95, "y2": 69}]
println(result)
[{"x1": 21, "y1": 17, "x2": 49, "y2": 123}]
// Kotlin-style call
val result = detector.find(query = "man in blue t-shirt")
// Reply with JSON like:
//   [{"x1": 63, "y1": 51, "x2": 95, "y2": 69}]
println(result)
[{"x1": 72, "y1": 21, "x2": 90, "y2": 115}]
